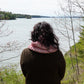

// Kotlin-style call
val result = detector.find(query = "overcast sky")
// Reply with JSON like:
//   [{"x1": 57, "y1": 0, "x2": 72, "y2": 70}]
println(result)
[
  {"x1": 0, "y1": 0, "x2": 68, "y2": 16},
  {"x1": 0, "y1": 0, "x2": 83, "y2": 16}
]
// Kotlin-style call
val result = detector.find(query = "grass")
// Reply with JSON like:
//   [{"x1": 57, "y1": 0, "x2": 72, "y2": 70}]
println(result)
[
  {"x1": 0, "y1": 64, "x2": 25, "y2": 84},
  {"x1": 61, "y1": 52, "x2": 84, "y2": 84}
]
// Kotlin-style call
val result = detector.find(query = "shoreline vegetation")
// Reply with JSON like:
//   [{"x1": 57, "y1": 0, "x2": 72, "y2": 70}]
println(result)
[
  {"x1": 0, "y1": 11, "x2": 84, "y2": 20},
  {"x1": 62, "y1": 26, "x2": 84, "y2": 84},
  {"x1": 0, "y1": 65, "x2": 25, "y2": 84}
]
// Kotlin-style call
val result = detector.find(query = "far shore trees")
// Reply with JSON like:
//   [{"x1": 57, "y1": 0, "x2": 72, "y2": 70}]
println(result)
[{"x1": 0, "y1": 11, "x2": 31, "y2": 20}]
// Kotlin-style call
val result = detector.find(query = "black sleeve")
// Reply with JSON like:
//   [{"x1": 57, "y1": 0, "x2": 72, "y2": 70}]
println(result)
[
  {"x1": 20, "y1": 49, "x2": 27, "y2": 77},
  {"x1": 58, "y1": 50, "x2": 66, "y2": 80},
  {"x1": 20, "y1": 49, "x2": 32, "y2": 77}
]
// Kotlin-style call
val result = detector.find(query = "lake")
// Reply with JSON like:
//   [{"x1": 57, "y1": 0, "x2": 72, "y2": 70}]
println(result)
[{"x1": 0, "y1": 18, "x2": 83, "y2": 69}]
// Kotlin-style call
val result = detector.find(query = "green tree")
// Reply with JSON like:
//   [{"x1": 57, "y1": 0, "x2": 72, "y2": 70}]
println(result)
[{"x1": 77, "y1": 26, "x2": 84, "y2": 57}]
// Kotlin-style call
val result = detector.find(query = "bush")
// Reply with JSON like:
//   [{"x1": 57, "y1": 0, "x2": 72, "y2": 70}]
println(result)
[{"x1": 0, "y1": 65, "x2": 25, "y2": 84}]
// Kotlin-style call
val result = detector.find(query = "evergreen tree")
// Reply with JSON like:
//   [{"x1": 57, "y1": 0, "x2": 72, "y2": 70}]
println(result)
[{"x1": 78, "y1": 26, "x2": 84, "y2": 57}]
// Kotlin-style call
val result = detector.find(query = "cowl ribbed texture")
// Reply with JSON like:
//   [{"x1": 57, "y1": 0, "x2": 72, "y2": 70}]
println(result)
[{"x1": 28, "y1": 41, "x2": 57, "y2": 53}]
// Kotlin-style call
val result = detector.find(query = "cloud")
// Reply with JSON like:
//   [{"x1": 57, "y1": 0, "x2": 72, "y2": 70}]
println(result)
[{"x1": 0, "y1": 0, "x2": 65, "y2": 15}]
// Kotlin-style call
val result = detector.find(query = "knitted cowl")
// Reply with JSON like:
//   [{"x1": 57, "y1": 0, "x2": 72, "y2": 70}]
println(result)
[{"x1": 28, "y1": 41, "x2": 57, "y2": 54}]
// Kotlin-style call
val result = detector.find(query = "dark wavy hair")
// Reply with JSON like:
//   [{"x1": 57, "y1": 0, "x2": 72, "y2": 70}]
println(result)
[{"x1": 31, "y1": 21, "x2": 59, "y2": 49}]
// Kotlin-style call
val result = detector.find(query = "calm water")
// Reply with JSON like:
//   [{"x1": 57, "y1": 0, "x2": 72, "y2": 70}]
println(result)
[{"x1": 0, "y1": 18, "x2": 83, "y2": 69}]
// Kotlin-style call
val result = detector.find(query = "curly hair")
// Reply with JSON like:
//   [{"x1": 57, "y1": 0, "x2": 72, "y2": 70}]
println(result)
[{"x1": 31, "y1": 21, "x2": 59, "y2": 49}]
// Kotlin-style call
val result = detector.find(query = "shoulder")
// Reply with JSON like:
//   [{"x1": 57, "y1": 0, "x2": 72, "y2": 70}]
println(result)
[
  {"x1": 57, "y1": 49, "x2": 63, "y2": 55},
  {"x1": 21, "y1": 48, "x2": 33, "y2": 55},
  {"x1": 21, "y1": 48, "x2": 33, "y2": 59},
  {"x1": 54, "y1": 49, "x2": 64, "y2": 60},
  {"x1": 22, "y1": 48, "x2": 31, "y2": 53},
  {"x1": 20, "y1": 48, "x2": 34, "y2": 64}
]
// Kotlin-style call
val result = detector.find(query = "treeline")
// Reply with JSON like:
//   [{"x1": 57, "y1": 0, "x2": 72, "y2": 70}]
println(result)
[
  {"x1": 0, "y1": 11, "x2": 31, "y2": 20},
  {"x1": 15, "y1": 14, "x2": 31, "y2": 19},
  {"x1": 0, "y1": 11, "x2": 16, "y2": 20}
]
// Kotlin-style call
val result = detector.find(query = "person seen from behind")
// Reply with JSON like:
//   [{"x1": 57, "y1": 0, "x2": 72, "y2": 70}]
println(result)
[{"x1": 20, "y1": 21, "x2": 66, "y2": 84}]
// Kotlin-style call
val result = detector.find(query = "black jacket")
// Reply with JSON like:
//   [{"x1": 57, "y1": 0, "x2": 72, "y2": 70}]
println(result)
[{"x1": 20, "y1": 48, "x2": 66, "y2": 84}]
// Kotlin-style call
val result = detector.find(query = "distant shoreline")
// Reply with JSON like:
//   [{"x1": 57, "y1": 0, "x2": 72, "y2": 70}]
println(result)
[{"x1": 0, "y1": 10, "x2": 84, "y2": 20}]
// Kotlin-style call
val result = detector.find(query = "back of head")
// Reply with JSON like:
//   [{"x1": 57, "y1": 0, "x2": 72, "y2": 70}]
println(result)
[{"x1": 31, "y1": 21, "x2": 59, "y2": 49}]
